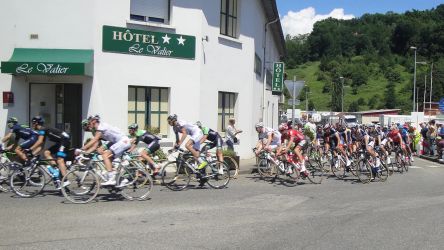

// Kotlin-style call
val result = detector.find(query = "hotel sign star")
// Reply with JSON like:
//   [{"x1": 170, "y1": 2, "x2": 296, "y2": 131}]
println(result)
[
  {"x1": 162, "y1": 34, "x2": 171, "y2": 44},
  {"x1": 177, "y1": 36, "x2": 186, "y2": 45}
]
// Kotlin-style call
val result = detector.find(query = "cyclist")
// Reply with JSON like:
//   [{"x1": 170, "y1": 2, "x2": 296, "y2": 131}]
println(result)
[
  {"x1": 2, "y1": 117, "x2": 38, "y2": 165},
  {"x1": 399, "y1": 124, "x2": 413, "y2": 161},
  {"x1": 323, "y1": 124, "x2": 351, "y2": 168},
  {"x1": 29, "y1": 116, "x2": 71, "y2": 188},
  {"x1": 81, "y1": 115, "x2": 131, "y2": 186},
  {"x1": 388, "y1": 125, "x2": 409, "y2": 159},
  {"x1": 278, "y1": 123, "x2": 308, "y2": 176},
  {"x1": 254, "y1": 122, "x2": 281, "y2": 153},
  {"x1": 196, "y1": 121, "x2": 224, "y2": 164},
  {"x1": 303, "y1": 119, "x2": 317, "y2": 144},
  {"x1": 167, "y1": 114, "x2": 207, "y2": 170},
  {"x1": 128, "y1": 123, "x2": 161, "y2": 174}
]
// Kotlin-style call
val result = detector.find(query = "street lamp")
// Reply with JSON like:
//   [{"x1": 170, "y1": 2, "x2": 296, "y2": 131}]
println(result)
[
  {"x1": 410, "y1": 46, "x2": 417, "y2": 112},
  {"x1": 340, "y1": 76, "x2": 345, "y2": 112}
]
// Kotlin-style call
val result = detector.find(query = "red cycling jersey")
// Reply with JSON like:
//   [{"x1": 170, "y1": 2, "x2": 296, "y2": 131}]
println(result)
[
  {"x1": 281, "y1": 129, "x2": 305, "y2": 144},
  {"x1": 388, "y1": 130, "x2": 401, "y2": 143}
]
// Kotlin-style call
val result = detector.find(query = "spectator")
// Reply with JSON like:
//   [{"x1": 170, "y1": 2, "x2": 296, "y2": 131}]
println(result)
[
  {"x1": 419, "y1": 123, "x2": 429, "y2": 155},
  {"x1": 427, "y1": 120, "x2": 437, "y2": 156},
  {"x1": 225, "y1": 118, "x2": 242, "y2": 152}
]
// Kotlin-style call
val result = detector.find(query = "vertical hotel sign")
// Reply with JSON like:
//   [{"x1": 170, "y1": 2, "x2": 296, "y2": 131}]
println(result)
[
  {"x1": 272, "y1": 62, "x2": 284, "y2": 92},
  {"x1": 102, "y1": 25, "x2": 196, "y2": 59}
]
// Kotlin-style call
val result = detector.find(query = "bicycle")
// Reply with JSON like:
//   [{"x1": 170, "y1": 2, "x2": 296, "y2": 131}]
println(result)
[
  {"x1": 9, "y1": 153, "x2": 61, "y2": 198},
  {"x1": 275, "y1": 150, "x2": 325, "y2": 186},
  {"x1": 393, "y1": 145, "x2": 408, "y2": 174},
  {"x1": 61, "y1": 152, "x2": 153, "y2": 204},
  {"x1": 0, "y1": 148, "x2": 18, "y2": 192},
  {"x1": 160, "y1": 148, "x2": 230, "y2": 191}
]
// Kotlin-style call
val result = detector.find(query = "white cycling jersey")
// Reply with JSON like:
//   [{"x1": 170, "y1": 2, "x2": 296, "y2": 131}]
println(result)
[
  {"x1": 174, "y1": 120, "x2": 203, "y2": 143},
  {"x1": 258, "y1": 127, "x2": 281, "y2": 145},
  {"x1": 96, "y1": 122, "x2": 125, "y2": 143}
]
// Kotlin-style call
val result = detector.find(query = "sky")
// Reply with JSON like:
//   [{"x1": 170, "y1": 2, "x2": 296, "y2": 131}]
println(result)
[{"x1": 277, "y1": 0, "x2": 443, "y2": 36}]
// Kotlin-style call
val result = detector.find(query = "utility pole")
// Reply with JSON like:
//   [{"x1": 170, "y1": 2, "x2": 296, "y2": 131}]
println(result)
[
  {"x1": 292, "y1": 76, "x2": 296, "y2": 125},
  {"x1": 430, "y1": 62, "x2": 433, "y2": 111},
  {"x1": 410, "y1": 47, "x2": 417, "y2": 112},
  {"x1": 423, "y1": 75, "x2": 427, "y2": 112}
]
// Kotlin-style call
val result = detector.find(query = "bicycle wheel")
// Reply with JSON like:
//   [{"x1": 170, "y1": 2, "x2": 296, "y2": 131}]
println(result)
[
  {"x1": 397, "y1": 155, "x2": 406, "y2": 174},
  {"x1": 10, "y1": 166, "x2": 46, "y2": 198},
  {"x1": 61, "y1": 166, "x2": 100, "y2": 204},
  {"x1": 161, "y1": 161, "x2": 191, "y2": 191},
  {"x1": 278, "y1": 162, "x2": 300, "y2": 187},
  {"x1": 306, "y1": 160, "x2": 325, "y2": 184},
  {"x1": 205, "y1": 161, "x2": 230, "y2": 189},
  {"x1": 356, "y1": 160, "x2": 372, "y2": 184},
  {"x1": 224, "y1": 156, "x2": 239, "y2": 179},
  {"x1": 118, "y1": 166, "x2": 153, "y2": 200},
  {"x1": 331, "y1": 158, "x2": 346, "y2": 179},
  {"x1": 0, "y1": 163, "x2": 10, "y2": 192},
  {"x1": 374, "y1": 162, "x2": 389, "y2": 182},
  {"x1": 257, "y1": 158, "x2": 274, "y2": 179}
]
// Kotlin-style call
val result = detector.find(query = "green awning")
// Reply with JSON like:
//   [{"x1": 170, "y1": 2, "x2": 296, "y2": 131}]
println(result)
[{"x1": 1, "y1": 48, "x2": 93, "y2": 76}]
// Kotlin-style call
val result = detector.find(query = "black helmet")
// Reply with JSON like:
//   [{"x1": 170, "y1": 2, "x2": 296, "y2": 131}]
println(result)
[
  {"x1": 128, "y1": 123, "x2": 138, "y2": 130},
  {"x1": 31, "y1": 116, "x2": 45, "y2": 125},
  {"x1": 6, "y1": 117, "x2": 18, "y2": 128},
  {"x1": 167, "y1": 114, "x2": 177, "y2": 122}
]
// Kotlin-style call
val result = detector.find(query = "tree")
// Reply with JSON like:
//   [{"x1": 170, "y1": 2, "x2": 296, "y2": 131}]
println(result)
[
  {"x1": 308, "y1": 100, "x2": 315, "y2": 111},
  {"x1": 348, "y1": 101, "x2": 360, "y2": 112},
  {"x1": 384, "y1": 82, "x2": 397, "y2": 109}
]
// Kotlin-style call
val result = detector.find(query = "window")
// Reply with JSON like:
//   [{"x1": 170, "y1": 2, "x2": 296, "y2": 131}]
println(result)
[
  {"x1": 128, "y1": 86, "x2": 169, "y2": 137},
  {"x1": 218, "y1": 92, "x2": 236, "y2": 132},
  {"x1": 254, "y1": 53, "x2": 262, "y2": 76},
  {"x1": 220, "y1": 0, "x2": 238, "y2": 38},
  {"x1": 130, "y1": 0, "x2": 170, "y2": 24}
]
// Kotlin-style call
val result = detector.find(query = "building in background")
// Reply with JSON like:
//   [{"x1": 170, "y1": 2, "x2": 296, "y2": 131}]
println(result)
[{"x1": 0, "y1": 0, "x2": 285, "y2": 158}]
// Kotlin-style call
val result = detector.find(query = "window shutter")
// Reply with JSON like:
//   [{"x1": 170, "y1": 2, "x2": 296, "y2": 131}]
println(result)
[{"x1": 131, "y1": 0, "x2": 169, "y2": 22}]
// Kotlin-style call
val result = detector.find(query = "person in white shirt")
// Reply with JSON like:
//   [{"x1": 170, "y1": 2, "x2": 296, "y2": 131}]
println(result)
[
  {"x1": 254, "y1": 122, "x2": 281, "y2": 153},
  {"x1": 225, "y1": 118, "x2": 242, "y2": 151},
  {"x1": 81, "y1": 115, "x2": 131, "y2": 186}
]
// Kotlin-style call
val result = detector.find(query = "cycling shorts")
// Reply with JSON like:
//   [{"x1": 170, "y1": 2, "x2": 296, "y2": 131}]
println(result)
[
  {"x1": 189, "y1": 131, "x2": 203, "y2": 151},
  {"x1": 145, "y1": 140, "x2": 160, "y2": 154},
  {"x1": 109, "y1": 137, "x2": 131, "y2": 157},
  {"x1": 208, "y1": 135, "x2": 224, "y2": 150},
  {"x1": 19, "y1": 135, "x2": 38, "y2": 149},
  {"x1": 48, "y1": 140, "x2": 70, "y2": 158}
]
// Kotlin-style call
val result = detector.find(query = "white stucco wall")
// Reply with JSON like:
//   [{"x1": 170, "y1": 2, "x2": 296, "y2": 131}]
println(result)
[{"x1": 0, "y1": 0, "x2": 284, "y2": 159}]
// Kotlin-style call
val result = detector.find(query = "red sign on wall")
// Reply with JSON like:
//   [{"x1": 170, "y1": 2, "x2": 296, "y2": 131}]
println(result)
[{"x1": 3, "y1": 92, "x2": 14, "y2": 104}]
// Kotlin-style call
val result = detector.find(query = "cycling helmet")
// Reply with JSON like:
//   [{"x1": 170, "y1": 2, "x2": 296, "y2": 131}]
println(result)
[
  {"x1": 255, "y1": 122, "x2": 264, "y2": 129},
  {"x1": 167, "y1": 114, "x2": 177, "y2": 122},
  {"x1": 195, "y1": 121, "x2": 202, "y2": 127},
  {"x1": 88, "y1": 114, "x2": 100, "y2": 122},
  {"x1": 323, "y1": 124, "x2": 331, "y2": 130},
  {"x1": 128, "y1": 123, "x2": 138, "y2": 130},
  {"x1": 278, "y1": 123, "x2": 288, "y2": 131},
  {"x1": 81, "y1": 119, "x2": 89, "y2": 128},
  {"x1": 7, "y1": 117, "x2": 18, "y2": 125},
  {"x1": 31, "y1": 116, "x2": 45, "y2": 125}
]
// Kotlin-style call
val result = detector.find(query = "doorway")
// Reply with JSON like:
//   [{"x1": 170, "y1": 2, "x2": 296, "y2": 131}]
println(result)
[{"x1": 29, "y1": 83, "x2": 82, "y2": 147}]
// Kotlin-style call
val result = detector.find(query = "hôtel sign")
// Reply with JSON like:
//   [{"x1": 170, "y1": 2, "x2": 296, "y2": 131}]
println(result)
[{"x1": 102, "y1": 25, "x2": 196, "y2": 60}]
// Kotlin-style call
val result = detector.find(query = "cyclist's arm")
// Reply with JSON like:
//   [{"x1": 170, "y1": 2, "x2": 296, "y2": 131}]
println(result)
[
  {"x1": 82, "y1": 131, "x2": 102, "y2": 151},
  {"x1": 265, "y1": 133, "x2": 273, "y2": 148},
  {"x1": 177, "y1": 127, "x2": 188, "y2": 146},
  {"x1": 335, "y1": 133, "x2": 341, "y2": 144},
  {"x1": 30, "y1": 135, "x2": 45, "y2": 152},
  {"x1": 1, "y1": 132, "x2": 12, "y2": 143}
]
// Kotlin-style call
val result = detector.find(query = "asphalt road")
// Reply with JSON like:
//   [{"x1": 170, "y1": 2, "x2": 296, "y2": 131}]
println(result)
[{"x1": 1, "y1": 158, "x2": 444, "y2": 250}]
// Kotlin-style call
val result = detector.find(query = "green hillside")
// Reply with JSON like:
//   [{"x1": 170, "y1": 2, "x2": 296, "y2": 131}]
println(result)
[{"x1": 283, "y1": 5, "x2": 444, "y2": 114}]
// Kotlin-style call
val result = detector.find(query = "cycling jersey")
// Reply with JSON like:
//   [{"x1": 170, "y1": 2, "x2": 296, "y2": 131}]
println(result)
[
  {"x1": 10, "y1": 124, "x2": 37, "y2": 140},
  {"x1": 96, "y1": 123, "x2": 125, "y2": 144},
  {"x1": 10, "y1": 124, "x2": 38, "y2": 149},
  {"x1": 173, "y1": 120, "x2": 203, "y2": 150},
  {"x1": 282, "y1": 129, "x2": 305, "y2": 144},
  {"x1": 388, "y1": 130, "x2": 402, "y2": 143},
  {"x1": 323, "y1": 128, "x2": 339, "y2": 146},
  {"x1": 201, "y1": 127, "x2": 223, "y2": 150},
  {"x1": 303, "y1": 122, "x2": 316, "y2": 141},
  {"x1": 37, "y1": 127, "x2": 70, "y2": 143},
  {"x1": 129, "y1": 129, "x2": 160, "y2": 154},
  {"x1": 258, "y1": 127, "x2": 281, "y2": 147}
]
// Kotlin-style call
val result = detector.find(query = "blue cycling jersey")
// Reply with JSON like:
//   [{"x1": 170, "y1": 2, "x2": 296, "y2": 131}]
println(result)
[{"x1": 11, "y1": 124, "x2": 38, "y2": 140}]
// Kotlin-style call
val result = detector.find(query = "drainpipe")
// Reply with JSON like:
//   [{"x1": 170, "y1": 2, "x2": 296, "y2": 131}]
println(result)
[{"x1": 262, "y1": 17, "x2": 279, "y2": 125}]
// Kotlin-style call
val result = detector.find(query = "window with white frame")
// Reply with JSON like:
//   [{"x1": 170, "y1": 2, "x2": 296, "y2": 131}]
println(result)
[
  {"x1": 220, "y1": 0, "x2": 238, "y2": 38},
  {"x1": 130, "y1": 0, "x2": 170, "y2": 24},
  {"x1": 218, "y1": 92, "x2": 236, "y2": 132},
  {"x1": 128, "y1": 86, "x2": 169, "y2": 137}
]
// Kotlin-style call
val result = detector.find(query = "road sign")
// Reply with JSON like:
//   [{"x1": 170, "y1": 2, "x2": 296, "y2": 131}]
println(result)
[
  {"x1": 439, "y1": 98, "x2": 444, "y2": 113},
  {"x1": 284, "y1": 80, "x2": 305, "y2": 98},
  {"x1": 272, "y1": 62, "x2": 284, "y2": 92},
  {"x1": 287, "y1": 99, "x2": 300, "y2": 105}
]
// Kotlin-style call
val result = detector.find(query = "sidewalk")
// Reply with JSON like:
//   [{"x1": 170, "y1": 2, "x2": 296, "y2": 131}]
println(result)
[
  {"x1": 419, "y1": 154, "x2": 443, "y2": 164},
  {"x1": 238, "y1": 158, "x2": 257, "y2": 175}
]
